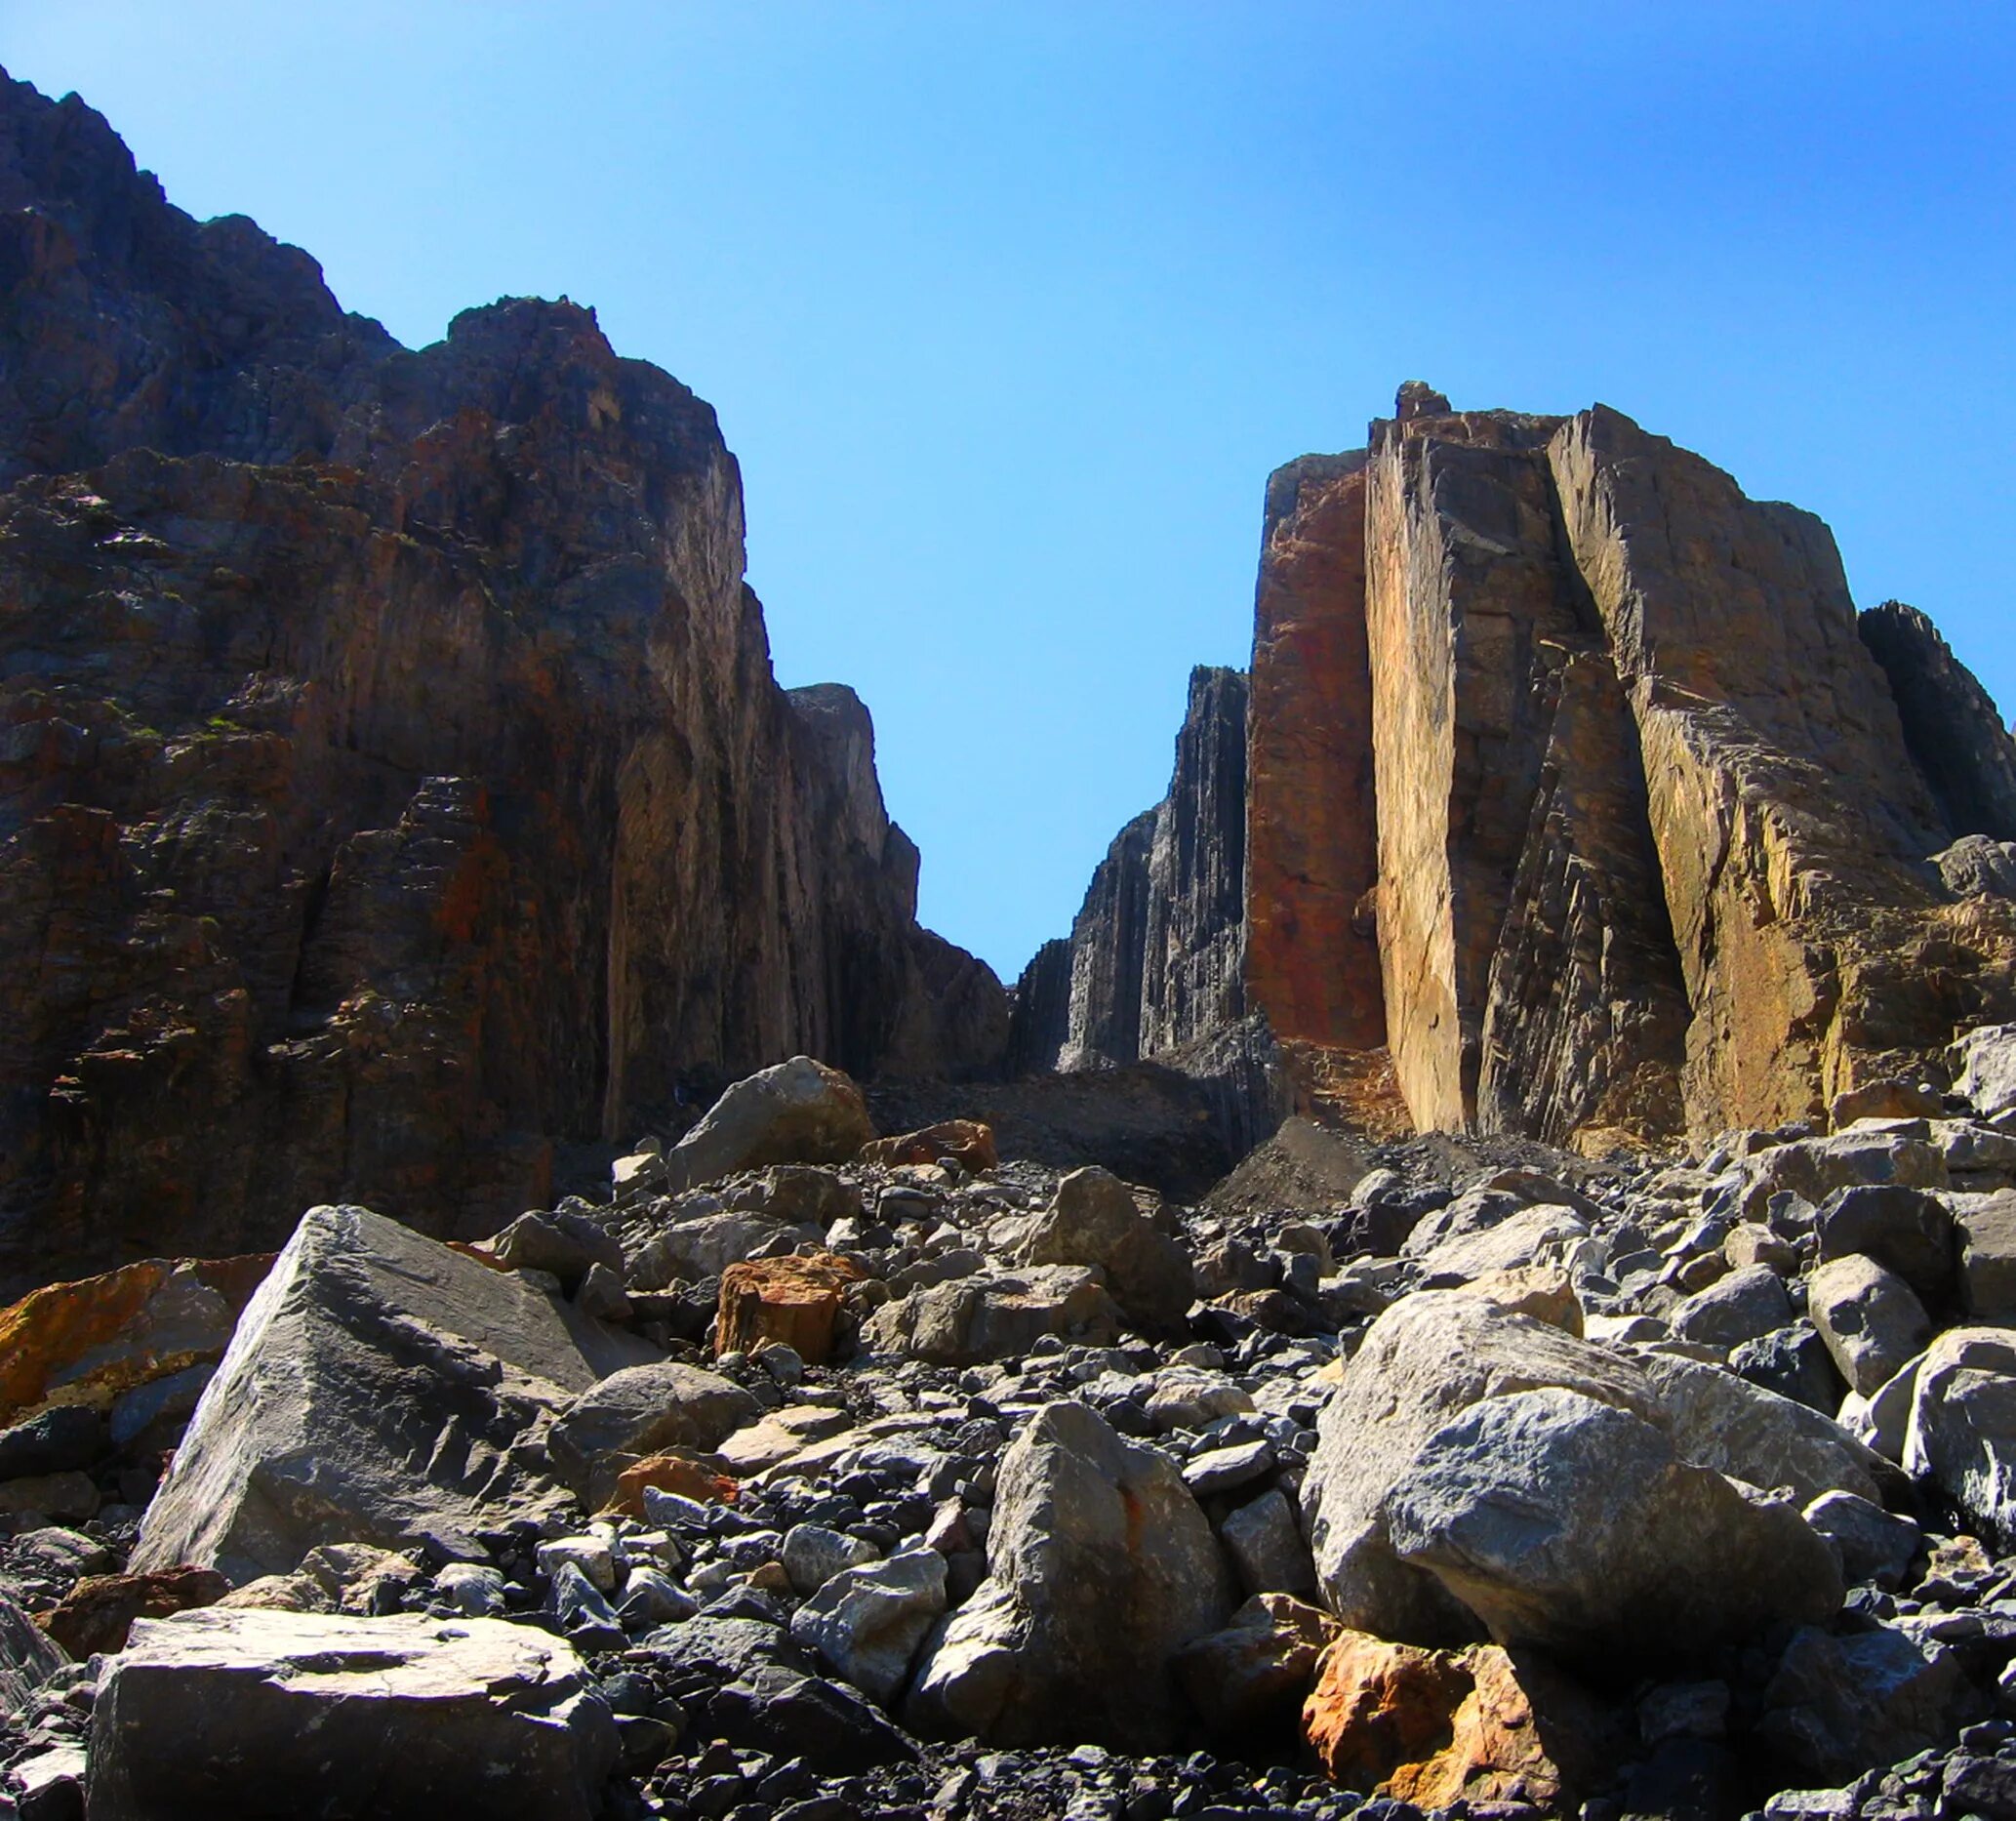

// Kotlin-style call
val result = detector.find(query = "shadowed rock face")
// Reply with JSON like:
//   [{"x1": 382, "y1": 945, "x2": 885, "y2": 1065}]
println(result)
[
  {"x1": 1012, "y1": 669, "x2": 1249, "y2": 1076},
  {"x1": 1042, "y1": 389, "x2": 2016, "y2": 1148},
  {"x1": 1859, "y1": 600, "x2": 2016, "y2": 845},
  {"x1": 0, "y1": 71, "x2": 1005, "y2": 1288}
]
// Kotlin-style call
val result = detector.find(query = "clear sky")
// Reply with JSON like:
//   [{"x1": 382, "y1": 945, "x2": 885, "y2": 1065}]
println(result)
[{"x1": 7, "y1": 4, "x2": 2012, "y2": 982}]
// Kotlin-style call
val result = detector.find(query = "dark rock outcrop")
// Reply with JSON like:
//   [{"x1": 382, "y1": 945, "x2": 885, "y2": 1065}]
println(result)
[
  {"x1": 0, "y1": 70, "x2": 1005, "y2": 1288},
  {"x1": 1859, "y1": 600, "x2": 2016, "y2": 844},
  {"x1": 1057, "y1": 810, "x2": 1156, "y2": 1072},
  {"x1": 1141, "y1": 668, "x2": 1249, "y2": 1056},
  {"x1": 1020, "y1": 668, "x2": 1249, "y2": 1077}
]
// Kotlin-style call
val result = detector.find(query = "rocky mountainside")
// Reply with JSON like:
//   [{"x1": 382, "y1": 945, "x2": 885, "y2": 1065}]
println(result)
[
  {"x1": 1035, "y1": 383, "x2": 2016, "y2": 1153},
  {"x1": 0, "y1": 71, "x2": 1007, "y2": 1291}
]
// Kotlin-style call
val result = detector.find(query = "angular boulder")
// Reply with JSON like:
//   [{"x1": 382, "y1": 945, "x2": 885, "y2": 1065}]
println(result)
[
  {"x1": 907, "y1": 1399, "x2": 1232, "y2": 1750},
  {"x1": 1958, "y1": 1190, "x2": 2016, "y2": 1322},
  {"x1": 1815, "y1": 1184, "x2": 1958, "y2": 1307},
  {"x1": 714, "y1": 1252, "x2": 866, "y2": 1363},
  {"x1": 130, "y1": 1205, "x2": 659, "y2": 1584},
  {"x1": 1384, "y1": 1387, "x2": 1841, "y2": 1668},
  {"x1": 544, "y1": 1361, "x2": 761, "y2": 1499},
  {"x1": 1175, "y1": 1593, "x2": 1340, "y2": 1739},
  {"x1": 1019, "y1": 1167, "x2": 1193, "y2": 1336},
  {"x1": 1413, "y1": 1205, "x2": 1590, "y2": 1289},
  {"x1": 39, "y1": 1565, "x2": 231, "y2": 1657},
  {"x1": 1303, "y1": 1628, "x2": 1623, "y2": 1808},
  {"x1": 1807, "y1": 1255, "x2": 1932, "y2": 1396},
  {"x1": 1670, "y1": 1263, "x2": 1794, "y2": 1348},
  {"x1": 1301, "y1": 1293, "x2": 1659, "y2": 1642},
  {"x1": 663, "y1": 1057, "x2": 874, "y2": 1194},
  {"x1": 863, "y1": 1266, "x2": 1118, "y2": 1366},
  {"x1": 1955, "y1": 1025, "x2": 2016, "y2": 1124},
  {"x1": 476, "y1": 1210, "x2": 625, "y2": 1294},
  {"x1": 1903, "y1": 1327, "x2": 2016, "y2": 1540},
  {"x1": 788, "y1": 1547, "x2": 948, "y2": 1703},
  {"x1": 86, "y1": 1608, "x2": 618, "y2": 1821},
  {"x1": 0, "y1": 1254, "x2": 269, "y2": 1426},
  {"x1": 1633, "y1": 1352, "x2": 1889, "y2": 1506},
  {"x1": 858, "y1": 1120, "x2": 998, "y2": 1173},
  {"x1": 1757, "y1": 1624, "x2": 1966, "y2": 1784}
]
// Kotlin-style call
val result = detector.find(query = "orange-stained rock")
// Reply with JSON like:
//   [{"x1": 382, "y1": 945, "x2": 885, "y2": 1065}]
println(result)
[
  {"x1": 859, "y1": 1120, "x2": 999, "y2": 1174},
  {"x1": 1303, "y1": 1631, "x2": 1472, "y2": 1789},
  {"x1": 1304, "y1": 1630, "x2": 1621, "y2": 1808},
  {"x1": 600, "y1": 1452, "x2": 740, "y2": 1518},
  {"x1": 0, "y1": 1254, "x2": 271, "y2": 1426},
  {"x1": 713, "y1": 1251, "x2": 867, "y2": 1363},
  {"x1": 38, "y1": 1564, "x2": 231, "y2": 1657},
  {"x1": 1245, "y1": 456, "x2": 1385, "y2": 1051}
]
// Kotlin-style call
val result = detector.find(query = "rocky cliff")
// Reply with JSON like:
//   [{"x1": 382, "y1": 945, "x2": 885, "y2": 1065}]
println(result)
[
  {"x1": 0, "y1": 72, "x2": 1005, "y2": 1290},
  {"x1": 1010, "y1": 668, "x2": 1248, "y2": 1072},
  {"x1": 1039, "y1": 384, "x2": 2016, "y2": 1150}
]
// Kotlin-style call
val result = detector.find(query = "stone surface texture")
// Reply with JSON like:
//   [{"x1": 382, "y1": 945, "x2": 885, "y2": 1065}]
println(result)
[{"x1": 85, "y1": 1607, "x2": 617, "y2": 1821}]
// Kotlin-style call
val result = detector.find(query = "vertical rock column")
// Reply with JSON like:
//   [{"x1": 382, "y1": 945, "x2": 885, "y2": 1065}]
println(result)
[
  {"x1": 1243, "y1": 455, "x2": 1386, "y2": 1049},
  {"x1": 1140, "y1": 668, "x2": 1250, "y2": 1055},
  {"x1": 1058, "y1": 812, "x2": 1157, "y2": 1070},
  {"x1": 1548, "y1": 405, "x2": 1952, "y2": 1131},
  {"x1": 1361, "y1": 410, "x2": 1584, "y2": 1129}
]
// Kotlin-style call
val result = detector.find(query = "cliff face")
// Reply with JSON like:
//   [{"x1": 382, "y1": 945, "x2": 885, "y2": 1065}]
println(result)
[
  {"x1": 1010, "y1": 668, "x2": 1247, "y2": 1074},
  {"x1": 1244, "y1": 454, "x2": 1383, "y2": 1052},
  {"x1": 0, "y1": 73, "x2": 1004, "y2": 1287},
  {"x1": 1041, "y1": 385, "x2": 2016, "y2": 1149}
]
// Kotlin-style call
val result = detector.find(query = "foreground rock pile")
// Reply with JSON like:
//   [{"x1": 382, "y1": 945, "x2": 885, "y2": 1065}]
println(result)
[{"x1": 1, "y1": 1036, "x2": 2015, "y2": 1818}]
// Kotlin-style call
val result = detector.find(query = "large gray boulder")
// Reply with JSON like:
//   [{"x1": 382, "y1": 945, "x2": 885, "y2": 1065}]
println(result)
[
  {"x1": 1954, "y1": 1024, "x2": 2016, "y2": 1124},
  {"x1": 1903, "y1": 1327, "x2": 2016, "y2": 1538},
  {"x1": 1958, "y1": 1190, "x2": 2016, "y2": 1322},
  {"x1": 1300, "y1": 1292, "x2": 1659, "y2": 1643},
  {"x1": 1670, "y1": 1264, "x2": 1794, "y2": 1348},
  {"x1": 1815, "y1": 1185, "x2": 1958, "y2": 1306},
  {"x1": 86, "y1": 1608, "x2": 617, "y2": 1821},
  {"x1": 1413, "y1": 1204, "x2": 1590, "y2": 1288},
  {"x1": 663, "y1": 1056, "x2": 874, "y2": 1194},
  {"x1": 544, "y1": 1361, "x2": 760, "y2": 1497},
  {"x1": 1633, "y1": 1352, "x2": 1890, "y2": 1506},
  {"x1": 130, "y1": 1206, "x2": 659, "y2": 1584},
  {"x1": 1757, "y1": 1625, "x2": 1967, "y2": 1783},
  {"x1": 863, "y1": 1266, "x2": 1119, "y2": 1366},
  {"x1": 1018, "y1": 1167, "x2": 1193, "y2": 1336},
  {"x1": 907, "y1": 1399, "x2": 1232, "y2": 1750},
  {"x1": 1808, "y1": 1255, "x2": 1933, "y2": 1396},
  {"x1": 1384, "y1": 1387, "x2": 1841, "y2": 1669},
  {"x1": 788, "y1": 1548, "x2": 948, "y2": 1702}
]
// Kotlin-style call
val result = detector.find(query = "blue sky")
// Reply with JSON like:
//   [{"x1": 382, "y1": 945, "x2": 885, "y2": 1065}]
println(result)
[{"x1": 7, "y1": 4, "x2": 2012, "y2": 981}]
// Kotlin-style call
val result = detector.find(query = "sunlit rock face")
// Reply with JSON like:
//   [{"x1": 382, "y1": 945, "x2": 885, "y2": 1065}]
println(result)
[{"x1": 1045, "y1": 386, "x2": 2016, "y2": 1150}]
